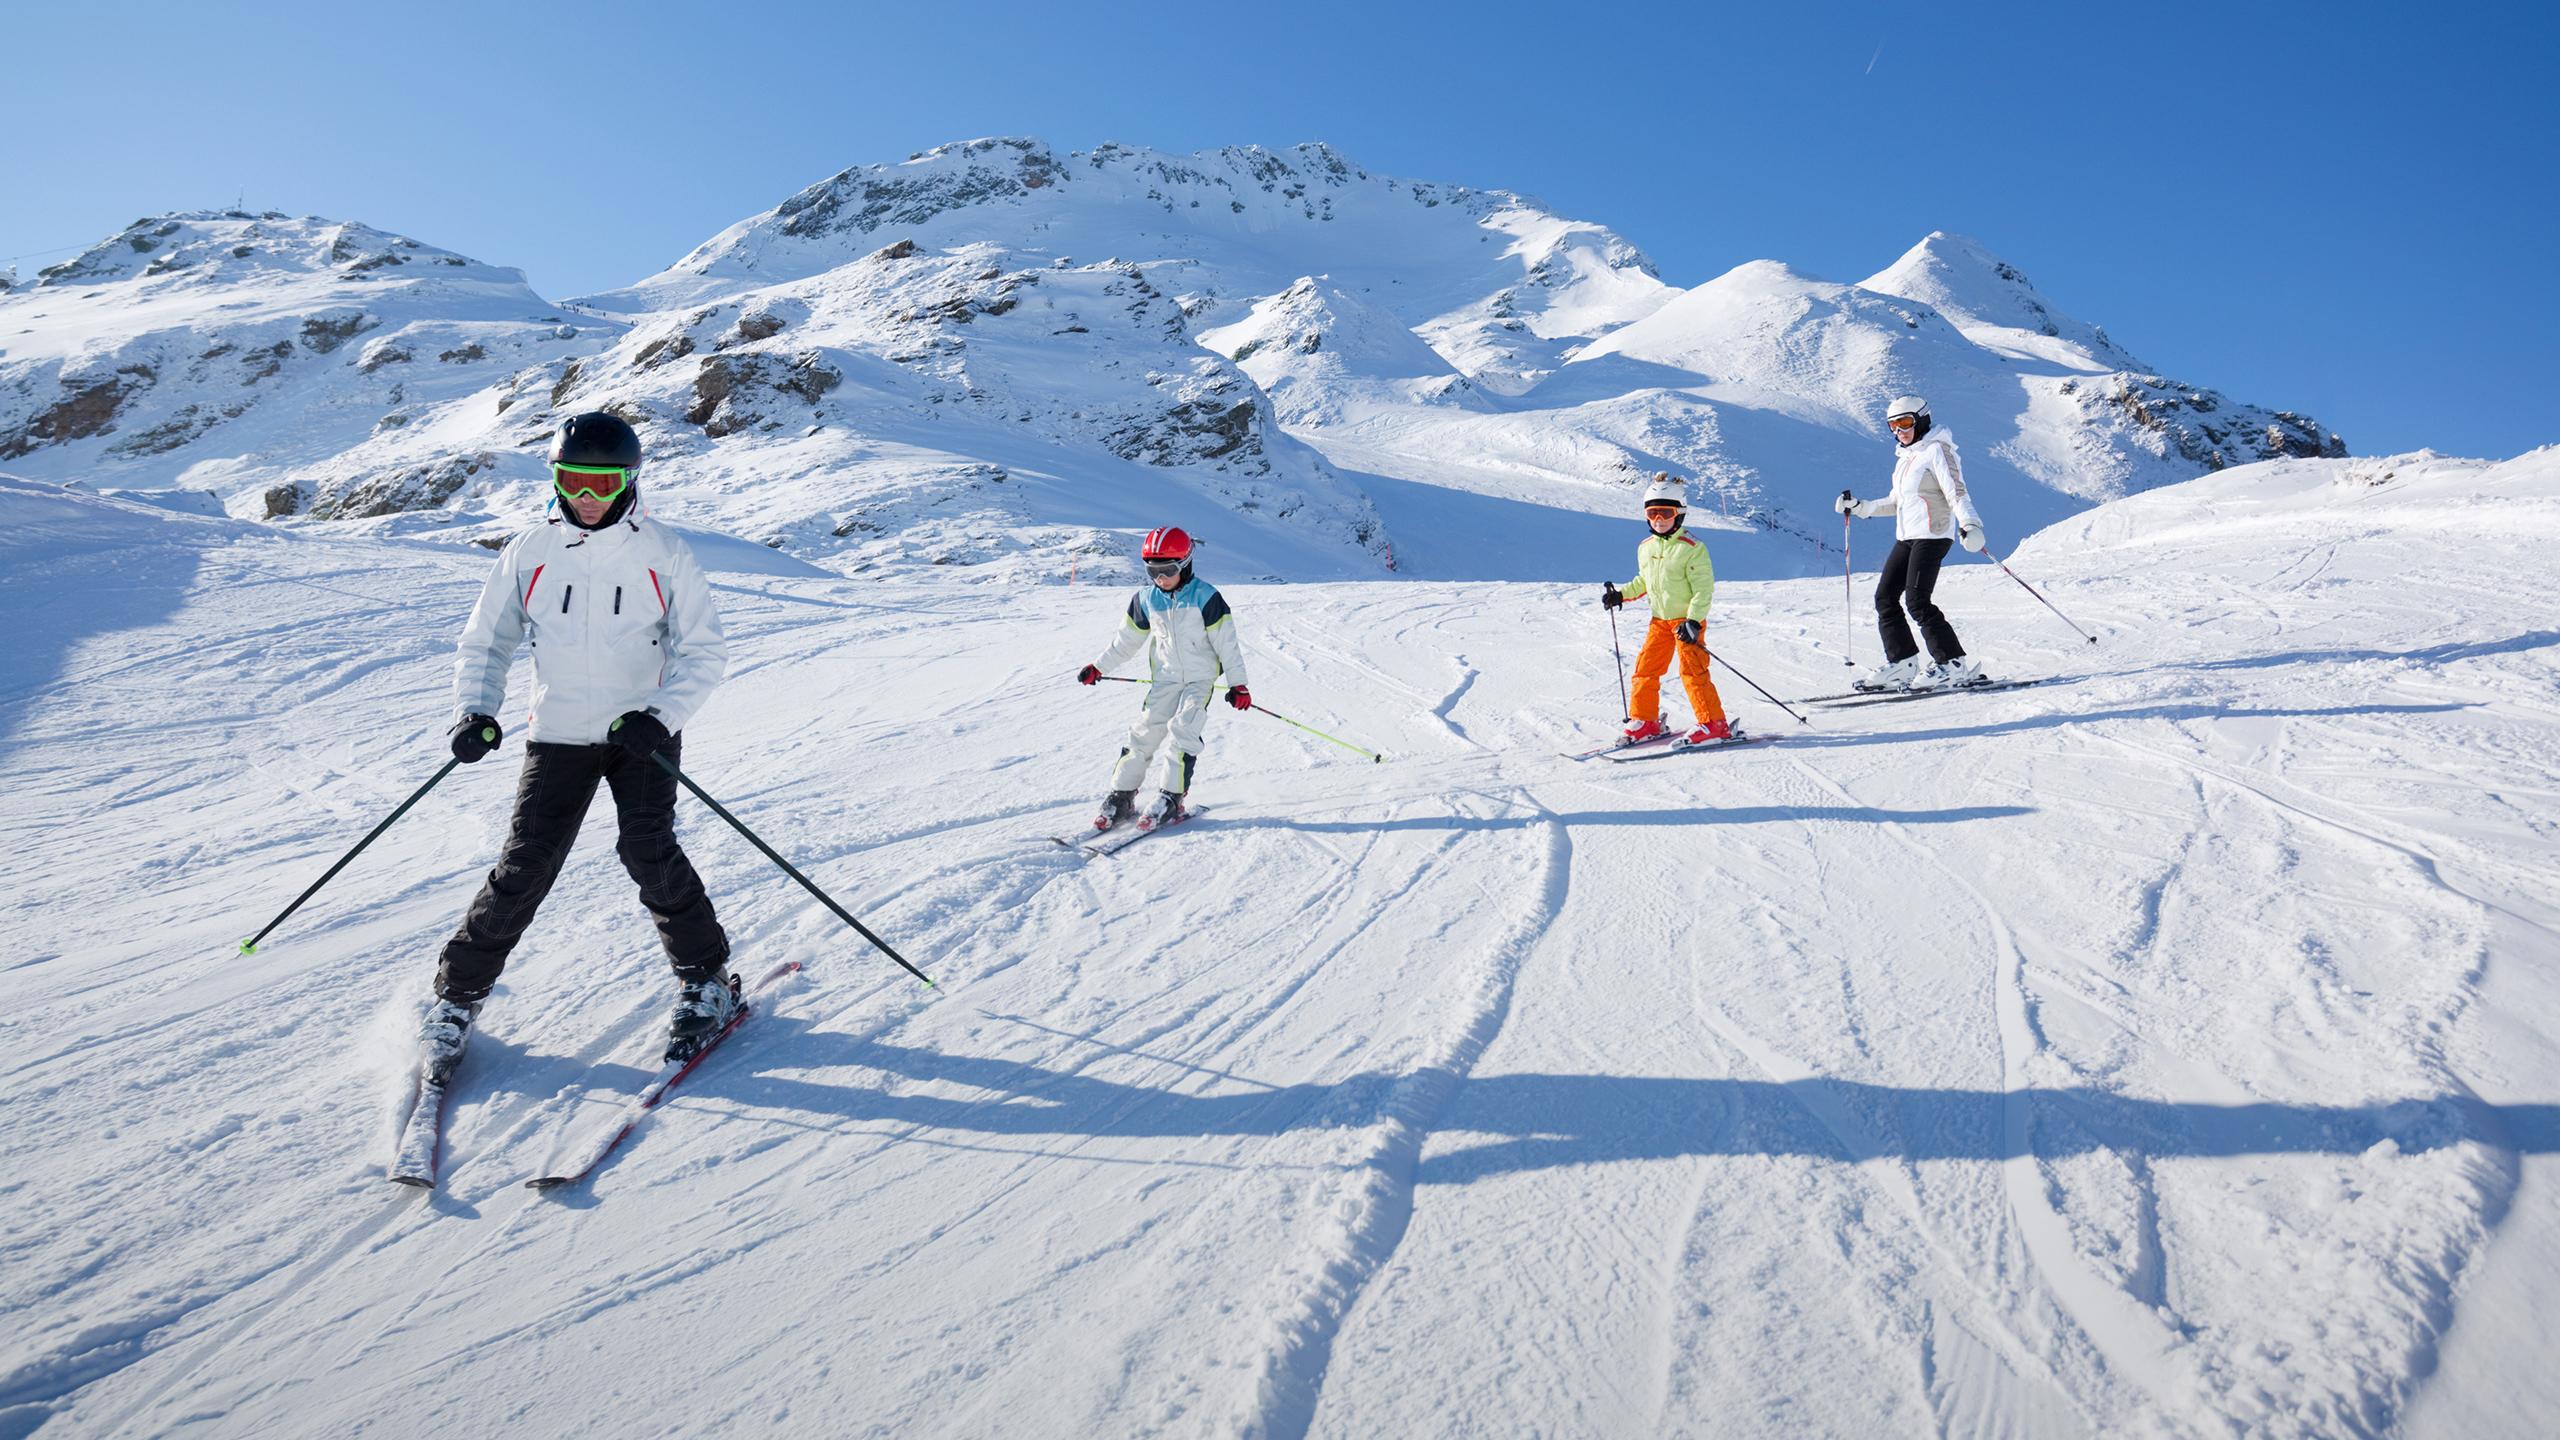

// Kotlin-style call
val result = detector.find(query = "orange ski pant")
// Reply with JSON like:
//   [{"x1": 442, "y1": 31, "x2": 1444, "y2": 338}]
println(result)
[{"x1": 1631, "y1": 618, "x2": 1726, "y2": 725}]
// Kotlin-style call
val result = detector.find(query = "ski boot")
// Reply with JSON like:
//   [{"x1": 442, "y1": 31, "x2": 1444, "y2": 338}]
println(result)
[
  {"x1": 417, "y1": 996, "x2": 480, "y2": 1084},
  {"x1": 1094, "y1": 789, "x2": 1138, "y2": 831},
  {"x1": 1621, "y1": 717, "x2": 1669, "y2": 744},
  {"x1": 666, "y1": 971, "x2": 742, "y2": 1063},
  {"x1": 1853, "y1": 656, "x2": 1919, "y2": 692},
  {"x1": 1911, "y1": 656, "x2": 1986, "y2": 691},
  {"x1": 1136, "y1": 789, "x2": 1187, "y2": 832},
  {"x1": 1676, "y1": 718, "x2": 1740, "y2": 748}
]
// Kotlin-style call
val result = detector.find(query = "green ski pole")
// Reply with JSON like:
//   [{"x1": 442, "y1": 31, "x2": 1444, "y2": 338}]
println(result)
[{"x1": 1089, "y1": 675, "x2": 1385, "y2": 762}]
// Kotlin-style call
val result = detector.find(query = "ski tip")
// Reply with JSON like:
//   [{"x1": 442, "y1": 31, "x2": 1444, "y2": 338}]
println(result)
[
  {"x1": 526, "y1": 1176, "x2": 572, "y2": 1191},
  {"x1": 388, "y1": 1175, "x2": 435, "y2": 1190}
]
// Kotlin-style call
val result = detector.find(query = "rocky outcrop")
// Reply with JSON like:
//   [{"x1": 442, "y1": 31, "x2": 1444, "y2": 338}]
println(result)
[
  {"x1": 687, "y1": 352, "x2": 842, "y2": 437},
  {"x1": 2078, "y1": 374, "x2": 2347, "y2": 469},
  {"x1": 0, "y1": 366, "x2": 154, "y2": 459},
  {"x1": 308, "y1": 450, "x2": 497, "y2": 519}
]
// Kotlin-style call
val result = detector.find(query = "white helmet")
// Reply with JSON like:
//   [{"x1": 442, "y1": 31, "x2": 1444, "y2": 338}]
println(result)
[
  {"x1": 1885, "y1": 395, "x2": 1929, "y2": 423},
  {"x1": 1640, "y1": 472, "x2": 1687, "y2": 510}
]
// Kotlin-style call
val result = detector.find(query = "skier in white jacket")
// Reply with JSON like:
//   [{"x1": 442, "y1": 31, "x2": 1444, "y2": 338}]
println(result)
[
  {"x1": 1835, "y1": 395, "x2": 1991, "y2": 691},
  {"x1": 420, "y1": 412, "x2": 737, "y2": 1075},
  {"x1": 1075, "y1": 526, "x2": 1250, "y2": 832}
]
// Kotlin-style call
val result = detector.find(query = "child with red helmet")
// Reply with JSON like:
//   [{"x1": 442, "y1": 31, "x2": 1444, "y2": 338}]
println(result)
[{"x1": 1075, "y1": 527, "x2": 1252, "y2": 830}]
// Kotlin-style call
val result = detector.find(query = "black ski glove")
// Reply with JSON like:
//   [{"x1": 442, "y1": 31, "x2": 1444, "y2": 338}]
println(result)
[
  {"x1": 1600, "y1": 582, "x2": 1623, "y2": 611},
  {"x1": 449, "y1": 714, "x2": 502, "y2": 763},
  {"x1": 1675, "y1": 619, "x2": 1702, "y2": 646},
  {"x1": 609, "y1": 708, "x2": 671, "y2": 759}
]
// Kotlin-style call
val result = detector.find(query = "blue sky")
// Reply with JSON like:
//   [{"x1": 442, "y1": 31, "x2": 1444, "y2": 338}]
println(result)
[{"x1": 4, "y1": 0, "x2": 2551, "y2": 459}]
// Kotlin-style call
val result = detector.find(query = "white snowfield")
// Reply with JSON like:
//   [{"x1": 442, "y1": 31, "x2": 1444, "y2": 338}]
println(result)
[{"x1": 2, "y1": 448, "x2": 2556, "y2": 1439}]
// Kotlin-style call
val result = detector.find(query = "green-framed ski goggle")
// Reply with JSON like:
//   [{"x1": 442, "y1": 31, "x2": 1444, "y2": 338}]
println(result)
[{"x1": 552, "y1": 462, "x2": 630, "y2": 503}]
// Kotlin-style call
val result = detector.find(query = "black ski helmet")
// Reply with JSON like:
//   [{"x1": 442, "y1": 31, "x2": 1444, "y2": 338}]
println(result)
[
  {"x1": 551, "y1": 411, "x2": 643, "y2": 473},
  {"x1": 549, "y1": 411, "x2": 642, "y2": 529}
]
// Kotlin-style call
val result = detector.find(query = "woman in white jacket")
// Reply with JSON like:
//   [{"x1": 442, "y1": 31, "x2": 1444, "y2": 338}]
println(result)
[
  {"x1": 1835, "y1": 395, "x2": 1990, "y2": 691},
  {"x1": 419, "y1": 412, "x2": 736, "y2": 1078}
]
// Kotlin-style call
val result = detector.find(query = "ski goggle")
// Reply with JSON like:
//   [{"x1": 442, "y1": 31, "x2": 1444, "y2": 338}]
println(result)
[
  {"x1": 552, "y1": 463, "x2": 629, "y2": 502},
  {"x1": 1144, "y1": 558, "x2": 1187, "y2": 578},
  {"x1": 1644, "y1": 504, "x2": 1682, "y2": 520},
  {"x1": 1888, "y1": 415, "x2": 1919, "y2": 432}
]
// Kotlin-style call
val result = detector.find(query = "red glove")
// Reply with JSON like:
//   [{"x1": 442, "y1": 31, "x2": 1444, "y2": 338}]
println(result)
[
  {"x1": 1077, "y1": 664, "x2": 1101, "y2": 686},
  {"x1": 1226, "y1": 686, "x2": 1252, "y2": 711}
]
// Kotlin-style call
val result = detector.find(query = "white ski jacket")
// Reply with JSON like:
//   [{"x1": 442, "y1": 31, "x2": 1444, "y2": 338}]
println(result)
[
  {"x1": 453, "y1": 504, "x2": 727, "y2": 743},
  {"x1": 1853, "y1": 426, "x2": 1984, "y2": 542},
  {"x1": 1093, "y1": 576, "x2": 1249, "y2": 688}
]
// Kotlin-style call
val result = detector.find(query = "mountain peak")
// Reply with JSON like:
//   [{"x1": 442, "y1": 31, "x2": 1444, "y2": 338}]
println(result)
[
  {"x1": 25, "y1": 211, "x2": 525, "y2": 294},
  {"x1": 1861, "y1": 231, "x2": 2138, "y2": 371}
]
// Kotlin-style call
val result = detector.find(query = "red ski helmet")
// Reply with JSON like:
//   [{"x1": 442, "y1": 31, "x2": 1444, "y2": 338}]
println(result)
[{"x1": 1141, "y1": 526, "x2": 1193, "y2": 562}]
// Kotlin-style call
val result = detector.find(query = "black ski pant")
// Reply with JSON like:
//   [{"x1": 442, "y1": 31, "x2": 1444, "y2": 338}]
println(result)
[
  {"x1": 436, "y1": 737, "x2": 728, "y2": 1003},
  {"x1": 1875, "y1": 537, "x2": 1966, "y2": 665}
]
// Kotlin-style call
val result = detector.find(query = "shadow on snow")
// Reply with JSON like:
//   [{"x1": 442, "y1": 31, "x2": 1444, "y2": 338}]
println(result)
[{"x1": 721, "y1": 1030, "x2": 2560, "y2": 1182}]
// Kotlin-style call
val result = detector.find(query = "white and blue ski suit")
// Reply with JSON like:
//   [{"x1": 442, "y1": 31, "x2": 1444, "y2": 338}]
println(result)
[{"x1": 1091, "y1": 575, "x2": 1249, "y2": 794}]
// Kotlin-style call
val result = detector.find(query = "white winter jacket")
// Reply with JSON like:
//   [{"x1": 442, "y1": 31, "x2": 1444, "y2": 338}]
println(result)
[
  {"x1": 1093, "y1": 576, "x2": 1249, "y2": 688},
  {"x1": 1854, "y1": 426, "x2": 1984, "y2": 542},
  {"x1": 453, "y1": 504, "x2": 728, "y2": 743}
]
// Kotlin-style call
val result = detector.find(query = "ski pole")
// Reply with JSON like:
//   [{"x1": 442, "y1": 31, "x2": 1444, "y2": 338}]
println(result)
[
  {"x1": 1089, "y1": 676, "x2": 1385, "y2": 762},
  {"x1": 240, "y1": 756, "x2": 463, "y2": 955},
  {"x1": 1841, "y1": 513, "x2": 1856, "y2": 666},
  {"x1": 1986, "y1": 545, "x2": 2098, "y2": 645},
  {"x1": 649, "y1": 751, "x2": 937, "y2": 988},
  {"x1": 1223, "y1": 691, "x2": 1385, "y2": 763},
  {"x1": 1702, "y1": 648, "x2": 1808, "y2": 725},
  {"x1": 1608, "y1": 606, "x2": 1631, "y2": 722}
]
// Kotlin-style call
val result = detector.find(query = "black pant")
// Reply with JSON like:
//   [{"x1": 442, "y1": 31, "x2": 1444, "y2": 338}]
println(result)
[
  {"x1": 436, "y1": 737, "x2": 728, "y2": 1003},
  {"x1": 1875, "y1": 538, "x2": 1965, "y2": 664}
]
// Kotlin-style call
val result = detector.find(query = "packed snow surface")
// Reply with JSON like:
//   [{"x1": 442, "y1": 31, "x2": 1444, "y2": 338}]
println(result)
[{"x1": 2, "y1": 446, "x2": 2556, "y2": 1439}]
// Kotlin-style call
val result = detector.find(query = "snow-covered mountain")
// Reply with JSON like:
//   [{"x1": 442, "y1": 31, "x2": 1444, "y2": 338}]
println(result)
[
  {"x1": 0, "y1": 213, "x2": 615, "y2": 516},
  {"x1": 0, "y1": 143, "x2": 2344, "y2": 584}
]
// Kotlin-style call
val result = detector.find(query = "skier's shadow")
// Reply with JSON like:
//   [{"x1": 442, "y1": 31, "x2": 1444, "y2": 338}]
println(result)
[
  {"x1": 725, "y1": 1028, "x2": 2560, "y2": 1175},
  {"x1": 1790, "y1": 699, "x2": 2465, "y2": 749},
  {"x1": 1212, "y1": 804, "x2": 2036, "y2": 835}
]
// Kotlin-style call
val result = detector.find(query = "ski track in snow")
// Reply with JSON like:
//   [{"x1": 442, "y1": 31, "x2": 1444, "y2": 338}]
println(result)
[{"x1": 2, "y1": 455, "x2": 2557, "y2": 1438}]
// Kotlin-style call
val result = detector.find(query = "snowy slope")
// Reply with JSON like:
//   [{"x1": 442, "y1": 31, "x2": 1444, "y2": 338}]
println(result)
[{"x1": 2, "y1": 445, "x2": 2553, "y2": 1438}]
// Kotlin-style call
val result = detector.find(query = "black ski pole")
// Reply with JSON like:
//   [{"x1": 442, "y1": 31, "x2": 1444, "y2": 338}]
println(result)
[
  {"x1": 1704, "y1": 648, "x2": 1809, "y2": 725},
  {"x1": 649, "y1": 751, "x2": 937, "y2": 989},
  {"x1": 1841, "y1": 513, "x2": 1856, "y2": 666},
  {"x1": 1609, "y1": 606, "x2": 1631, "y2": 722},
  {"x1": 240, "y1": 756, "x2": 463, "y2": 954},
  {"x1": 1986, "y1": 545, "x2": 2098, "y2": 645}
]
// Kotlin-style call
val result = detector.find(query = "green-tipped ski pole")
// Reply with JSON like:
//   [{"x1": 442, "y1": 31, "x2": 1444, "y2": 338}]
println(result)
[
  {"x1": 1090, "y1": 675, "x2": 1385, "y2": 762},
  {"x1": 645, "y1": 748, "x2": 936, "y2": 988},
  {"x1": 239, "y1": 754, "x2": 464, "y2": 955}
]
